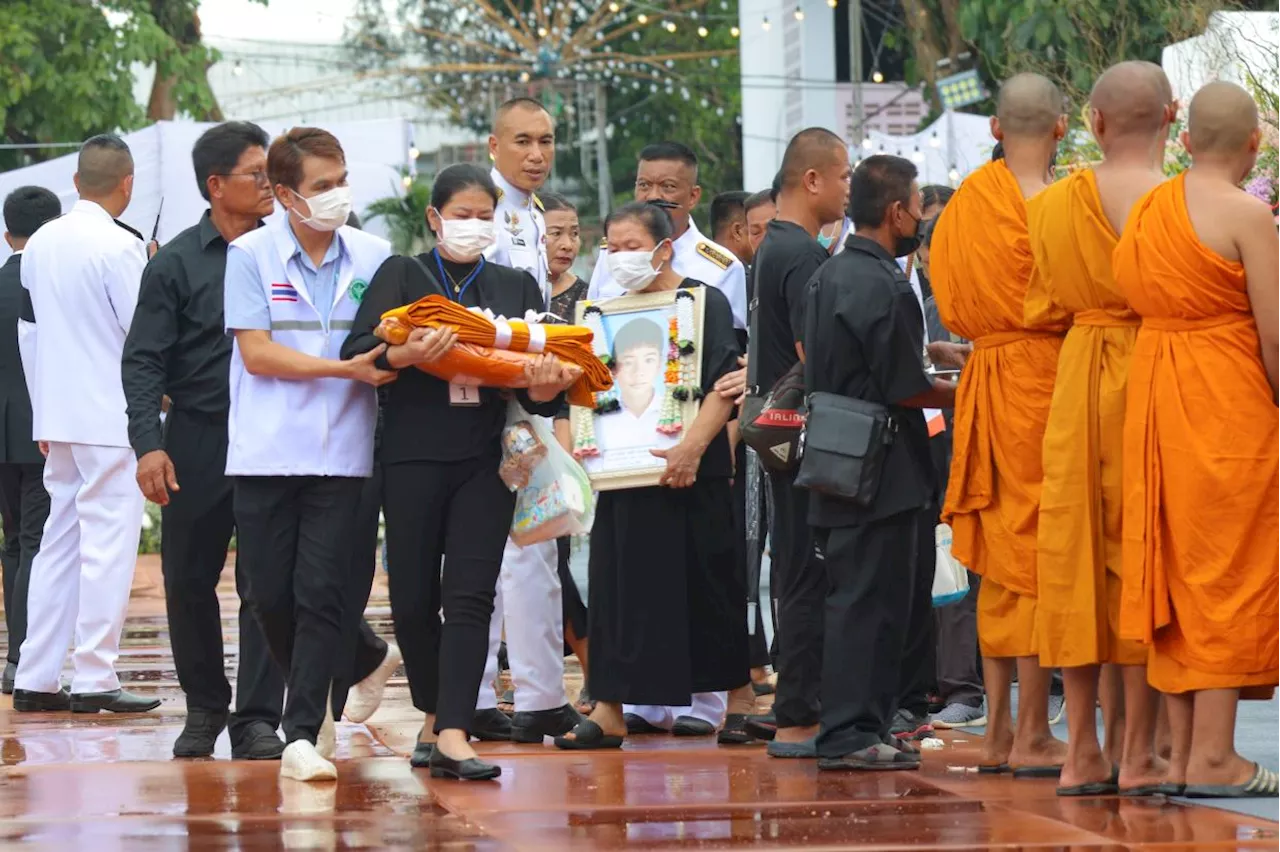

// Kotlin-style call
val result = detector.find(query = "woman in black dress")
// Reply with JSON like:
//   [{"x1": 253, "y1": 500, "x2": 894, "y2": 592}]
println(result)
[
  {"x1": 555, "y1": 201, "x2": 749, "y2": 750},
  {"x1": 343, "y1": 164, "x2": 577, "y2": 780}
]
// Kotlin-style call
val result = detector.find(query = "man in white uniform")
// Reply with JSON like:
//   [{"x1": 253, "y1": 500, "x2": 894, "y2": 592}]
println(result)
[
  {"x1": 588, "y1": 142, "x2": 748, "y2": 336},
  {"x1": 589, "y1": 141, "x2": 747, "y2": 735},
  {"x1": 12, "y1": 135, "x2": 157, "y2": 714},
  {"x1": 475, "y1": 97, "x2": 583, "y2": 743}
]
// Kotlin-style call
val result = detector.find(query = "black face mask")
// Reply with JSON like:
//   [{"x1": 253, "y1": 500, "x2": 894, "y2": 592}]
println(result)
[{"x1": 893, "y1": 206, "x2": 922, "y2": 258}]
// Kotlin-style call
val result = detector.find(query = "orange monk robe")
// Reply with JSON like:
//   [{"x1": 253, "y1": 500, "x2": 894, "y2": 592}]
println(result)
[
  {"x1": 1113, "y1": 173, "x2": 1279, "y2": 695},
  {"x1": 1027, "y1": 169, "x2": 1147, "y2": 669},
  {"x1": 931, "y1": 160, "x2": 1070, "y2": 658}
]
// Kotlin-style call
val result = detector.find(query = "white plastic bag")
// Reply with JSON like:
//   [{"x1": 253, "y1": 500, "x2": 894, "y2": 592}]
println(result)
[
  {"x1": 932, "y1": 523, "x2": 971, "y2": 607},
  {"x1": 501, "y1": 401, "x2": 595, "y2": 547}
]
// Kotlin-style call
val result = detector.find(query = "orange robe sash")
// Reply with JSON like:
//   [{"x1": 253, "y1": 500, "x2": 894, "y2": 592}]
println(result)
[{"x1": 1113, "y1": 173, "x2": 1279, "y2": 693}]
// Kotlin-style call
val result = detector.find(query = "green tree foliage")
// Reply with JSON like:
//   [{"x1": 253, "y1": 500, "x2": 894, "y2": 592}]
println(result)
[
  {"x1": 0, "y1": 0, "x2": 246, "y2": 170},
  {"x1": 363, "y1": 171, "x2": 432, "y2": 253}
]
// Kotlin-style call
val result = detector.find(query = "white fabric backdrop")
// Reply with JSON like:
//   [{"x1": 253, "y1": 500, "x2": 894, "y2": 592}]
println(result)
[
  {"x1": 0, "y1": 118, "x2": 413, "y2": 262},
  {"x1": 850, "y1": 111, "x2": 996, "y2": 187}
]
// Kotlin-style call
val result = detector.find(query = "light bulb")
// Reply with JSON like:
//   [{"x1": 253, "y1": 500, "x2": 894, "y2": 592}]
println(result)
[
  {"x1": 929, "y1": 131, "x2": 941, "y2": 148},
  {"x1": 948, "y1": 167, "x2": 960, "y2": 182},
  {"x1": 609, "y1": 1, "x2": 620, "y2": 10},
  {"x1": 232, "y1": 59, "x2": 244, "y2": 77},
  {"x1": 730, "y1": 25, "x2": 740, "y2": 37},
  {"x1": 665, "y1": 20, "x2": 677, "y2": 32},
  {"x1": 637, "y1": 13, "x2": 647, "y2": 23},
  {"x1": 538, "y1": 25, "x2": 548, "y2": 37},
  {"x1": 872, "y1": 69, "x2": 884, "y2": 83},
  {"x1": 911, "y1": 147, "x2": 924, "y2": 163},
  {"x1": 794, "y1": 5, "x2": 804, "y2": 20},
  {"x1": 862, "y1": 137, "x2": 874, "y2": 149},
  {"x1": 762, "y1": 15, "x2": 771, "y2": 30},
  {"x1": 827, "y1": 0, "x2": 838, "y2": 6},
  {"x1": 519, "y1": 70, "x2": 530, "y2": 82},
  {"x1": 402, "y1": 174, "x2": 413, "y2": 189},
  {"x1": 697, "y1": 25, "x2": 708, "y2": 37},
  {"x1": 408, "y1": 143, "x2": 420, "y2": 160}
]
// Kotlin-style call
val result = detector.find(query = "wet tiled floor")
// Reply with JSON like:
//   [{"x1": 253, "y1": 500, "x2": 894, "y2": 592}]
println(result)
[{"x1": 0, "y1": 556, "x2": 1275, "y2": 850}]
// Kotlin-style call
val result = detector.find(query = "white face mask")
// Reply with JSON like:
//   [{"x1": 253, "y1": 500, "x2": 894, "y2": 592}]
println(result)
[
  {"x1": 435, "y1": 215, "x2": 497, "y2": 260},
  {"x1": 291, "y1": 185, "x2": 352, "y2": 232},
  {"x1": 607, "y1": 246, "x2": 663, "y2": 291}
]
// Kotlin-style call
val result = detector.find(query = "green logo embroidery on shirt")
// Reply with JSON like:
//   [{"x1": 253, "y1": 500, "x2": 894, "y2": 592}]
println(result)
[{"x1": 350, "y1": 278, "x2": 369, "y2": 302}]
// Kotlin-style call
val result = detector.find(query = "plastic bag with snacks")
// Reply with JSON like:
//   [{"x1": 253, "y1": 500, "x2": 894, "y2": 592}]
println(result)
[{"x1": 501, "y1": 400, "x2": 595, "y2": 547}]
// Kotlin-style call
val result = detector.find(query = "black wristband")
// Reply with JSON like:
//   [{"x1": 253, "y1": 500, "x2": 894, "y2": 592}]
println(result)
[{"x1": 374, "y1": 351, "x2": 395, "y2": 372}]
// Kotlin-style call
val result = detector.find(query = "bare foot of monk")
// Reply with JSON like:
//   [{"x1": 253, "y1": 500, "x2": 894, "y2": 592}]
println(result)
[
  {"x1": 1009, "y1": 732, "x2": 1068, "y2": 770},
  {"x1": 776, "y1": 724, "x2": 819, "y2": 744},
  {"x1": 980, "y1": 723, "x2": 1014, "y2": 769}
]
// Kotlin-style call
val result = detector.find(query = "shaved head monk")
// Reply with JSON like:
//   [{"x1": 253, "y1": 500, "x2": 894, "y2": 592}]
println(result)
[
  {"x1": 1113, "y1": 80, "x2": 1278, "y2": 799},
  {"x1": 1028, "y1": 60, "x2": 1177, "y2": 796},
  {"x1": 930, "y1": 72, "x2": 1070, "y2": 775}
]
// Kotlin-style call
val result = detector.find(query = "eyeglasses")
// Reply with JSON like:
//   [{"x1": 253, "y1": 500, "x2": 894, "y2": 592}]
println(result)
[{"x1": 214, "y1": 170, "x2": 270, "y2": 187}]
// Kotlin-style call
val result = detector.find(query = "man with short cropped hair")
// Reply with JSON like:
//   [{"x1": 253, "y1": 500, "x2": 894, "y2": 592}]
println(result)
[{"x1": 710, "y1": 190, "x2": 753, "y2": 266}]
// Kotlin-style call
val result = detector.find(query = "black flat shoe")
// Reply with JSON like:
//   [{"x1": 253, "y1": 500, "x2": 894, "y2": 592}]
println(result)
[
  {"x1": 12, "y1": 687, "x2": 70, "y2": 712},
  {"x1": 410, "y1": 727, "x2": 435, "y2": 768},
  {"x1": 717, "y1": 714, "x2": 758, "y2": 745},
  {"x1": 2, "y1": 661, "x2": 15, "y2": 695},
  {"x1": 428, "y1": 749, "x2": 501, "y2": 781},
  {"x1": 511, "y1": 704, "x2": 583, "y2": 743},
  {"x1": 743, "y1": 712, "x2": 777, "y2": 742},
  {"x1": 70, "y1": 689, "x2": 161, "y2": 714},
  {"x1": 471, "y1": 708, "x2": 512, "y2": 741},
  {"x1": 230, "y1": 721, "x2": 286, "y2": 760},
  {"x1": 173, "y1": 709, "x2": 229, "y2": 758},
  {"x1": 672, "y1": 715, "x2": 716, "y2": 737},
  {"x1": 624, "y1": 713, "x2": 667, "y2": 735}
]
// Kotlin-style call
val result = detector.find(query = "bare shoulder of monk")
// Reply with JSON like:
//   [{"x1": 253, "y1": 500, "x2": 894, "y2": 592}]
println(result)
[
  {"x1": 1093, "y1": 165, "x2": 1165, "y2": 236},
  {"x1": 1182, "y1": 172, "x2": 1265, "y2": 263}
]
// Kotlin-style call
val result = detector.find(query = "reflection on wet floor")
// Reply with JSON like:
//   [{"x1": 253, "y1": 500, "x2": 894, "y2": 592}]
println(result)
[{"x1": 0, "y1": 556, "x2": 1275, "y2": 850}]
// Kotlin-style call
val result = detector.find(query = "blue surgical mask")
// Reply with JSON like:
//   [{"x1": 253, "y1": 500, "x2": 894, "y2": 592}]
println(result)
[{"x1": 816, "y1": 232, "x2": 836, "y2": 250}]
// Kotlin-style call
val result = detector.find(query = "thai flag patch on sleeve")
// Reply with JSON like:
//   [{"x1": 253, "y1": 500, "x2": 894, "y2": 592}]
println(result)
[{"x1": 271, "y1": 283, "x2": 299, "y2": 302}]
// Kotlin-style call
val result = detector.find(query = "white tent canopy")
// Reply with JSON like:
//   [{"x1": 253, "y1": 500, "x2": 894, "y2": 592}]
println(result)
[
  {"x1": 849, "y1": 111, "x2": 995, "y2": 187},
  {"x1": 0, "y1": 118, "x2": 414, "y2": 263},
  {"x1": 1162, "y1": 11, "x2": 1279, "y2": 104}
]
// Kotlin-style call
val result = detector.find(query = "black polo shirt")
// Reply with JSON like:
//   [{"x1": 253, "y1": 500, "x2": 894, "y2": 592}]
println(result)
[
  {"x1": 750, "y1": 220, "x2": 829, "y2": 392},
  {"x1": 122, "y1": 212, "x2": 252, "y2": 458},
  {"x1": 802, "y1": 235, "x2": 937, "y2": 527}
]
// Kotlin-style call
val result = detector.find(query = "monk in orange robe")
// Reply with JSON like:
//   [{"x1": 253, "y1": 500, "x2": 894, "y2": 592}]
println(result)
[
  {"x1": 1114, "y1": 80, "x2": 1279, "y2": 798},
  {"x1": 931, "y1": 72, "x2": 1069, "y2": 773},
  {"x1": 1030, "y1": 61, "x2": 1176, "y2": 796}
]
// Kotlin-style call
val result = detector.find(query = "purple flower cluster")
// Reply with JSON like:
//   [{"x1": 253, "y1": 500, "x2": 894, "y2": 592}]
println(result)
[{"x1": 1245, "y1": 173, "x2": 1276, "y2": 205}]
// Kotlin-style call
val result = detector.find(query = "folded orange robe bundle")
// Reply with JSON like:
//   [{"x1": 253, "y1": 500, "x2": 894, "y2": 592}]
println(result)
[
  {"x1": 375, "y1": 294, "x2": 613, "y2": 408},
  {"x1": 1114, "y1": 173, "x2": 1278, "y2": 697}
]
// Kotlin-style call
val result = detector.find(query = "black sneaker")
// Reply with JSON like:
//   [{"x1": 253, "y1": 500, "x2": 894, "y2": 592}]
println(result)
[
  {"x1": 472, "y1": 708, "x2": 513, "y2": 741},
  {"x1": 889, "y1": 708, "x2": 934, "y2": 742},
  {"x1": 173, "y1": 709, "x2": 229, "y2": 758},
  {"x1": 510, "y1": 704, "x2": 583, "y2": 743},
  {"x1": 231, "y1": 720, "x2": 286, "y2": 760}
]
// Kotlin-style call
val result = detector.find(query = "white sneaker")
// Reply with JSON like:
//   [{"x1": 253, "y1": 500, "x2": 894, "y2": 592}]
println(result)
[
  {"x1": 280, "y1": 741, "x2": 337, "y2": 782},
  {"x1": 344, "y1": 643, "x2": 402, "y2": 724},
  {"x1": 317, "y1": 697, "x2": 337, "y2": 761}
]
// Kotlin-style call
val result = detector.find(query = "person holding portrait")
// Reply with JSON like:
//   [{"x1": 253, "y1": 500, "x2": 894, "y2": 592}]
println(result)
[{"x1": 555, "y1": 201, "x2": 749, "y2": 750}]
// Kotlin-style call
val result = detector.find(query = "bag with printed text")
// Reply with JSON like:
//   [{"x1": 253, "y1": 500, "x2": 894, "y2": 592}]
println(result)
[{"x1": 500, "y1": 400, "x2": 595, "y2": 547}]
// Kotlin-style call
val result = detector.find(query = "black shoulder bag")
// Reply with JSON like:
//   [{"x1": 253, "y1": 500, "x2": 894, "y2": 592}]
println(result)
[
  {"x1": 793, "y1": 280, "x2": 898, "y2": 506},
  {"x1": 740, "y1": 254, "x2": 807, "y2": 474}
]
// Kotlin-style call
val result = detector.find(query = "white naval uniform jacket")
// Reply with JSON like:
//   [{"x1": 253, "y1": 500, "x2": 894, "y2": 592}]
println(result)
[
  {"x1": 587, "y1": 218, "x2": 749, "y2": 330},
  {"x1": 225, "y1": 218, "x2": 391, "y2": 478},
  {"x1": 484, "y1": 167, "x2": 550, "y2": 308},
  {"x1": 19, "y1": 199, "x2": 147, "y2": 447}
]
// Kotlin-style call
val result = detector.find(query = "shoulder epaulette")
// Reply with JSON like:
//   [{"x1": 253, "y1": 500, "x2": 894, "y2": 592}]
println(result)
[
  {"x1": 696, "y1": 241, "x2": 732, "y2": 270},
  {"x1": 495, "y1": 187, "x2": 505, "y2": 203},
  {"x1": 598, "y1": 237, "x2": 608, "y2": 249},
  {"x1": 114, "y1": 219, "x2": 144, "y2": 241},
  {"x1": 532, "y1": 193, "x2": 544, "y2": 211}
]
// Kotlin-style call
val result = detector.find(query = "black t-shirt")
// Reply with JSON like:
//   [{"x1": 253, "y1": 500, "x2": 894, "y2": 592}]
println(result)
[
  {"x1": 750, "y1": 220, "x2": 829, "y2": 392},
  {"x1": 342, "y1": 251, "x2": 561, "y2": 464},
  {"x1": 802, "y1": 235, "x2": 937, "y2": 527},
  {"x1": 682, "y1": 278, "x2": 743, "y2": 480}
]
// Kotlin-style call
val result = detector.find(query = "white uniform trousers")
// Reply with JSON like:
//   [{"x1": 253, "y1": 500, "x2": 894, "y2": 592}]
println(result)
[
  {"x1": 476, "y1": 536, "x2": 567, "y2": 713},
  {"x1": 15, "y1": 443, "x2": 144, "y2": 694},
  {"x1": 625, "y1": 693, "x2": 729, "y2": 729}
]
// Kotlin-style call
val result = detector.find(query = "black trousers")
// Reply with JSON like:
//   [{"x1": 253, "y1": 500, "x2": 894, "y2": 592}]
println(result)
[
  {"x1": 767, "y1": 468, "x2": 827, "y2": 729},
  {"x1": 896, "y1": 506, "x2": 939, "y2": 718},
  {"x1": 815, "y1": 509, "x2": 929, "y2": 758},
  {"x1": 732, "y1": 442, "x2": 772, "y2": 669},
  {"x1": 331, "y1": 467, "x2": 389, "y2": 720},
  {"x1": 160, "y1": 412, "x2": 282, "y2": 739},
  {"x1": 382, "y1": 454, "x2": 513, "y2": 733},
  {"x1": 233, "y1": 474, "x2": 363, "y2": 744},
  {"x1": 0, "y1": 461, "x2": 47, "y2": 666}
]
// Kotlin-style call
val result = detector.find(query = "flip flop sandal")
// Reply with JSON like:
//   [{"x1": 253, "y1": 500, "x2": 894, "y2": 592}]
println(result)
[
  {"x1": 978, "y1": 763, "x2": 1011, "y2": 774},
  {"x1": 1121, "y1": 783, "x2": 1185, "y2": 797},
  {"x1": 1058, "y1": 767, "x2": 1119, "y2": 797},
  {"x1": 554, "y1": 719, "x2": 624, "y2": 751},
  {"x1": 818, "y1": 742, "x2": 919, "y2": 772},
  {"x1": 1013, "y1": 765, "x2": 1064, "y2": 779},
  {"x1": 1184, "y1": 764, "x2": 1279, "y2": 799}
]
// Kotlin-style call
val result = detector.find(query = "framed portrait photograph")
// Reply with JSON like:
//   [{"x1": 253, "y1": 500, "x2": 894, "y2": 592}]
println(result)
[{"x1": 571, "y1": 288, "x2": 707, "y2": 491}]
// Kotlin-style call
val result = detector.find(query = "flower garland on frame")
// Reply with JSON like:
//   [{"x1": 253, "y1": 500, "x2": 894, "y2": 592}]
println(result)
[
  {"x1": 572, "y1": 304, "x2": 616, "y2": 460},
  {"x1": 658, "y1": 290, "x2": 700, "y2": 436}
]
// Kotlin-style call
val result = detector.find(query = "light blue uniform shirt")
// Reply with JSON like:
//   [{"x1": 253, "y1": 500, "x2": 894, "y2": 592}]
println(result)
[{"x1": 224, "y1": 224, "x2": 346, "y2": 331}]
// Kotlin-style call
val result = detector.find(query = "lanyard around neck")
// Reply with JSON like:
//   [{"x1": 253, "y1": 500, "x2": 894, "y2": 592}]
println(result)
[{"x1": 433, "y1": 249, "x2": 485, "y2": 302}]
